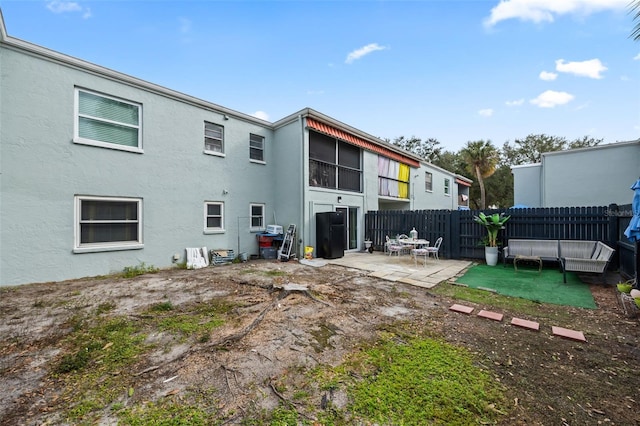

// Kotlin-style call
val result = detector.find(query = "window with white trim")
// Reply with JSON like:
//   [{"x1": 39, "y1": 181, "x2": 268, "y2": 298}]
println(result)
[
  {"x1": 205, "y1": 202, "x2": 224, "y2": 232},
  {"x1": 74, "y1": 89, "x2": 142, "y2": 152},
  {"x1": 204, "y1": 122, "x2": 224, "y2": 154},
  {"x1": 444, "y1": 178, "x2": 451, "y2": 196},
  {"x1": 75, "y1": 196, "x2": 142, "y2": 251},
  {"x1": 425, "y1": 172, "x2": 433, "y2": 192},
  {"x1": 250, "y1": 203, "x2": 265, "y2": 231},
  {"x1": 250, "y1": 133, "x2": 265, "y2": 162}
]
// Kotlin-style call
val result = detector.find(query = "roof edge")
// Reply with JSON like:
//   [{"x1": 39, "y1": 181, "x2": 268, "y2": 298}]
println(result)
[
  {"x1": 0, "y1": 11, "x2": 268, "y2": 126},
  {"x1": 541, "y1": 139, "x2": 640, "y2": 158},
  {"x1": 0, "y1": 8, "x2": 7, "y2": 41}
]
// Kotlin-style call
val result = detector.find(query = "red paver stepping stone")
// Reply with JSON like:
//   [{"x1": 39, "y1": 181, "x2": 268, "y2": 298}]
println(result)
[
  {"x1": 449, "y1": 304, "x2": 474, "y2": 314},
  {"x1": 511, "y1": 317, "x2": 540, "y2": 331},
  {"x1": 478, "y1": 310, "x2": 504, "y2": 321},
  {"x1": 552, "y1": 326, "x2": 586, "y2": 342}
]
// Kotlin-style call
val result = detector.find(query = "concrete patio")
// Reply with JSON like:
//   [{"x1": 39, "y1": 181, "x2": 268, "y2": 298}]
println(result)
[{"x1": 325, "y1": 251, "x2": 473, "y2": 289}]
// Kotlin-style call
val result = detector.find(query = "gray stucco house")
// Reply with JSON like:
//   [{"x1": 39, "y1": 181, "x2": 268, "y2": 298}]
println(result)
[
  {"x1": 0, "y1": 10, "x2": 470, "y2": 286},
  {"x1": 512, "y1": 139, "x2": 640, "y2": 208}
]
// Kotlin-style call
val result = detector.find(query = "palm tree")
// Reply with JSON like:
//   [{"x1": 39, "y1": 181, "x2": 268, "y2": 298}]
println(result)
[
  {"x1": 460, "y1": 140, "x2": 499, "y2": 209},
  {"x1": 632, "y1": 0, "x2": 640, "y2": 41}
]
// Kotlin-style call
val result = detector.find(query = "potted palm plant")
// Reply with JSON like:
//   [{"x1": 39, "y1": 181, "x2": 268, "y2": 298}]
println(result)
[{"x1": 474, "y1": 212, "x2": 510, "y2": 266}]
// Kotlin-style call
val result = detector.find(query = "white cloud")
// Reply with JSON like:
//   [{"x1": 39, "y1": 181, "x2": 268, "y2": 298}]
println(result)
[
  {"x1": 634, "y1": 53, "x2": 640, "y2": 61},
  {"x1": 46, "y1": 1, "x2": 82, "y2": 13},
  {"x1": 505, "y1": 99, "x2": 525, "y2": 107},
  {"x1": 251, "y1": 111, "x2": 270, "y2": 121},
  {"x1": 46, "y1": 1, "x2": 91, "y2": 19},
  {"x1": 484, "y1": 0, "x2": 628, "y2": 27},
  {"x1": 179, "y1": 17, "x2": 192, "y2": 34},
  {"x1": 306, "y1": 90, "x2": 325, "y2": 95},
  {"x1": 530, "y1": 90, "x2": 574, "y2": 108},
  {"x1": 539, "y1": 71, "x2": 557, "y2": 81},
  {"x1": 345, "y1": 43, "x2": 387, "y2": 64},
  {"x1": 478, "y1": 108, "x2": 494, "y2": 117},
  {"x1": 555, "y1": 58, "x2": 607, "y2": 79}
]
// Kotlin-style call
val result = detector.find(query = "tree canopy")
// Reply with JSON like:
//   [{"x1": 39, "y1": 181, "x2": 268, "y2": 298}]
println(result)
[
  {"x1": 502, "y1": 134, "x2": 602, "y2": 166},
  {"x1": 389, "y1": 133, "x2": 606, "y2": 209},
  {"x1": 388, "y1": 136, "x2": 442, "y2": 163},
  {"x1": 459, "y1": 140, "x2": 499, "y2": 209}
]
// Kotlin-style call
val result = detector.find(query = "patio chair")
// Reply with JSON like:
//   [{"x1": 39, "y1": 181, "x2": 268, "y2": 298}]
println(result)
[
  {"x1": 411, "y1": 247, "x2": 429, "y2": 266},
  {"x1": 425, "y1": 237, "x2": 443, "y2": 261},
  {"x1": 385, "y1": 236, "x2": 403, "y2": 257},
  {"x1": 396, "y1": 234, "x2": 413, "y2": 255}
]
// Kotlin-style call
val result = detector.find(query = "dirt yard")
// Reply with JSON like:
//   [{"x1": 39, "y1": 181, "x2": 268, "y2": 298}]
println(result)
[{"x1": 1, "y1": 259, "x2": 639, "y2": 425}]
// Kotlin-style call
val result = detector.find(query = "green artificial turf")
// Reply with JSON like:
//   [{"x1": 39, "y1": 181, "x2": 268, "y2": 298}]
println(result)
[{"x1": 455, "y1": 264, "x2": 597, "y2": 309}]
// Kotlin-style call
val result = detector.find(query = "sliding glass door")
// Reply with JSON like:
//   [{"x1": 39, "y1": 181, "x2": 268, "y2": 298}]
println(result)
[{"x1": 336, "y1": 206, "x2": 359, "y2": 251}]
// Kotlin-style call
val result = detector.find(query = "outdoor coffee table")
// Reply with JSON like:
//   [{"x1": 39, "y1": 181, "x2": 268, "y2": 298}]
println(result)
[{"x1": 514, "y1": 255, "x2": 542, "y2": 273}]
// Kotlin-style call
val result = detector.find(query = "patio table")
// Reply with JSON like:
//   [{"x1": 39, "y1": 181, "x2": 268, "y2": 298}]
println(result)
[
  {"x1": 514, "y1": 254, "x2": 542, "y2": 273},
  {"x1": 398, "y1": 238, "x2": 429, "y2": 246},
  {"x1": 398, "y1": 238, "x2": 429, "y2": 255}
]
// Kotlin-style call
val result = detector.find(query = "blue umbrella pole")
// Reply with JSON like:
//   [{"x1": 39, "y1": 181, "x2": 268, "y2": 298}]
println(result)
[{"x1": 636, "y1": 241, "x2": 640, "y2": 289}]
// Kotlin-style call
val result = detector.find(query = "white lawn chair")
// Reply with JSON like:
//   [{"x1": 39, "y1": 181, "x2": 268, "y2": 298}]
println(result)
[
  {"x1": 425, "y1": 237, "x2": 443, "y2": 261},
  {"x1": 411, "y1": 247, "x2": 429, "y2": 266},
  {"x1": 385, "y1": 236, "x2": 403, "y2": 257}
]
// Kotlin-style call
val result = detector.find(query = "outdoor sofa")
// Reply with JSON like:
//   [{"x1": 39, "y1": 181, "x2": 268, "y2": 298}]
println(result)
[
  {"x1": 503, "y1": 239, "x2": 615, "y2": 283},
  {"x1": 558, "y1": 240, "x2": 615, "y2": 284},
  {"x1": 503, "y1": 239, "x2": 561, "y2": 268}
]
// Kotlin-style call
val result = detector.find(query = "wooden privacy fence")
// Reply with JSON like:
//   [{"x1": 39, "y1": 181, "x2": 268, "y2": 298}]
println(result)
[{"x1": 365, "y1": 204, "x2": 636, "y2": 277}]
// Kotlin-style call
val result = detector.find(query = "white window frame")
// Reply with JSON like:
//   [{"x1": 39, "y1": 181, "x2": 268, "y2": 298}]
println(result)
[
  {"x1": 204, "y1": 201, "x2": 225, "y2": 234},
  {"x1": 204, "y1": 121, "x2": 225, "y2": 157},
  {"x1": 444, "y1": 178, "x2": 451, "y2": 196},
  {"x1": 249, "y1": 133, "x2": 265, "y2": 164},
  {"x1": 74, "y1": 195, "x2": 143, "y2": 253},
  {"x1": 249, "y1": 203, "x2": 266, "y2": 231},
  {"x1": 73, "y1": 88, "x2": 143, "y2": 153},
  {"x1": 425, "y1": 172, "x2": 433, "y2": 192}
]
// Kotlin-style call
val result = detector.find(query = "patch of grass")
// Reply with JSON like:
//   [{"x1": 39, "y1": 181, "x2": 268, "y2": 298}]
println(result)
[
  {"x1": 146, "y1": 300, "x2": 230, "y2": 339},
  {"x1": 122, "y1": 262, "x2": 159, "y2": 278},
  {"x1": 243, "y1": 404, "x2": 310, "y2": 426},
  {"x1": 95, "y1": 302, "x2": 116, "y2": 315},
  {"x1": 315, "y1": 332, "x2": 507, "y2": 425},
  {"x1": 432, "y1": 281, "x2": 575, "y2": 321},
  {"x1": 54, "y1": 316, "x2": 149, "y2": 422},
  {"x1": 51, "y1": 298, "x2": 232, "y2": 423},
  {"x1": 149, "y1": 301, "x2": 174, "y2": 312},
  {"x1": 117, "y1": 400, "x2": 217, "y2": 425}
]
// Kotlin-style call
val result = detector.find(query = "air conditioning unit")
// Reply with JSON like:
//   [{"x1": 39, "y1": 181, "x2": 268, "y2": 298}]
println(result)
[{"x1": 266, "y1": 225, "x2": 283, "y2": 234}]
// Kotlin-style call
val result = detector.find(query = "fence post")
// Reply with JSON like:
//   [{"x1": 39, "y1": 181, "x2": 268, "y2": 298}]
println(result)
[
  {"x1": 607, "y1": 204, "x2": 618, "y2": 246},
  {"x1": 607, "y1": 204, "x2": 619, "y2": 271}
]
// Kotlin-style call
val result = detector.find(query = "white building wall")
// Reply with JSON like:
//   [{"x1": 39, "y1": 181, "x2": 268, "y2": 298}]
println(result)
[
  {"x1": 0, "y1": 45, "x2": 275, "y2": 286},
  {"x1": 413, "y1": 164, "x2": 460, "y2": 210},
  {"x1": 0, "y1": 15, "x2": 470, "y2": 286},
  {"x1": 542, "y1": 143, "x2": 640, "y2": 207},
  {"x1": 512, "y1": 163, "x2": 542, "y2": 207}
]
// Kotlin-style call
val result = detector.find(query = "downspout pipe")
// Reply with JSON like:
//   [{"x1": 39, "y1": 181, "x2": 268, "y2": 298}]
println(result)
[{"x1": 299, "y1": 114, "x2": 306, "y2": 257}]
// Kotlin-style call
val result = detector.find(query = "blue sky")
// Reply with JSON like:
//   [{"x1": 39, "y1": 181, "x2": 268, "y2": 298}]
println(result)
[{"x1": 1, "y1": 0, "x2": 638, "y2": 152}]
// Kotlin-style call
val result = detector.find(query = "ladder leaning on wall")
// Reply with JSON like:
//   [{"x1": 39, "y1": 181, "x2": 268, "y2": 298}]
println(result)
[{"x1": 279, "y1": 224, "x2": 296, "y2": 261}]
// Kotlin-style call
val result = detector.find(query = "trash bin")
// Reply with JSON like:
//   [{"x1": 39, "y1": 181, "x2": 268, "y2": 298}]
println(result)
[{"x1": 304, "y1": 246, "x2": 314, "y2": 259}]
